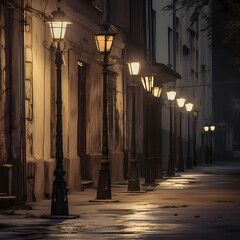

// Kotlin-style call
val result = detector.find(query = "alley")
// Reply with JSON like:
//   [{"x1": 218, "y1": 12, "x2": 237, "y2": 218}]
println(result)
[{"x1": 0, "y1": 161, "x2": 240, "y2": 239}]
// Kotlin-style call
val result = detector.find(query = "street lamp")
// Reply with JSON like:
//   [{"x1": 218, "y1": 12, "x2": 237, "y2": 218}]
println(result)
[
  {"x1": 167, "y1": 87, "x2": 177, "y2": 176},
  {"x1": 44, "y1": 2, "x2": 77, "y2": 218},
  {"x1": 127, "y1": 61, "x2": 141, "y2": 191},
  {"x1": 209, "y1": 125, "x2": 216, "y2": 163},
  {"x1": 192, "y1": 109, "x2": 199, "y2": 166},
  {"x1": 185, "y1": 102, "x2": 193, "y2": 169},
  {"x1": 176, "y1": 97, "x2": 186, "y2": 172},
  {"x1": 141, "y1": 73, "x2": 156, "y2": 185},
  {"x1": 210, "y1": 125, "x2": 215, "y2": 132},
  {"x1": 95, "y1": 23, "x2": 116, "y2": 199},
  {"x1": 204, "y1": 123, "x2": 210, "y2": 164},
  {"x1": 152, "y1": 86, "x2": 163, "y2": 179},
  {"x1": 204, "y1": 125, "x2": 209, "y2": 132},
  {"x1": 152, "y1": 86, "x2": 162, "y2": 98}
]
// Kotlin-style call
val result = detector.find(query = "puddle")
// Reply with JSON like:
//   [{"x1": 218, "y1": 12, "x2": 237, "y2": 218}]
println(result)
[{"x1": 160, "y1": 205, "x2": 188, "y2": 209}]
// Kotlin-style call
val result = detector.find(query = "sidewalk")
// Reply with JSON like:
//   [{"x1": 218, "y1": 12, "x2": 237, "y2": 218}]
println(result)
[{"x1": 0, "y1": 161, "x2": 240, "y2": 239}]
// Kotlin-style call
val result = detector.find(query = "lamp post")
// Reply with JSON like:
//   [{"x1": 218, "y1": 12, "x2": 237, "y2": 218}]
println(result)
[
  {"x1": 167, "y1": 88, "x2": 177, "y2": 176},
  {"x1": 45, "y1": 3, "x2": 75, "y2": 217},
  {"x1": 127, "y1": 62, "x2": 140, "y2": 191},
  {"x1": 141, "y1": 74, "x2": 156, "y2": 185},
  {"x1": 95, "y1": 23, "x2": 115, "y2": 199},
  {"x1": 176, "y1": 97, "x2": 186, "y2": 172},
  {"x1": 192, "y1": 109, "x2": 199, "y2": 166},
  {"x1": 210, "y1": 125, "x2": 215, "y2": 163},
  {"x1": 204, "y1": 124, "x2": 210, "y2": 163},
  {"x1": 152, "y1": 86, "x2": 163, "y2": 178},
  {"x1": 185, "y1": 102, "x2": 194, "y2": 169}
]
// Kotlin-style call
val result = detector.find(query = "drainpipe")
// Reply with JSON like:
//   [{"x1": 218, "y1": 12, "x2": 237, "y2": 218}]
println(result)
[
  {"x1": 148, "y1": 0, "x2": 153, "y2": 65},
  {"x1": 173, "y1": 0, "x2": 176, "y2": 71},
  {"x1": 21, "y1": 0, "x2": 27, "y2": 203},
  {"x1": 172, "y1": 0, "x2": 177, "y2": 172}
]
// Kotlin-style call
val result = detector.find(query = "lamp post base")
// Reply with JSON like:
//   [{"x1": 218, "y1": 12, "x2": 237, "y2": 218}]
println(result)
[
  {"x1": 128, "y1": 158, "x2": 140, "y2": 191},
  {"x1": 51, "y1": 179, "x2": 68, "y2": 216},
  {"x1": 97, "y1": 161, "x2": 111, "y2": 199}
]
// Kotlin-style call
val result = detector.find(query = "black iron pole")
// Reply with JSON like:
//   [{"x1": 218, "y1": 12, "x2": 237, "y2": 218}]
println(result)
[
  {"x1": 168, "y1": 103, "x2": 175, "y2": 176},
  {"x1": 97, "y1": 54, "x2": 111, "y2": 199},
  {"x1": 128, "y1": 84, "x2": 140, "y2": 191},
  {"x1": 205, "y1": 132, "x2": 209, "y2": 164},
  {"x1": 51, "y1": 41, "x2": 68, "y2": 216},
  {"x1": 210, "y1": 132, "x2": 213, "y2": 164},
  {"x1": 193, "y1": 117, "x2": 197, "y2": 166},
  {"x1": 186, "y1": 113, "x2": 192, "y2": 169},
  {"x1": 178, "y1": 111, "x2": 184, "y2": 172},
  {"x1": 145, "y1": 94, "x2": 155, "y2": 185}
]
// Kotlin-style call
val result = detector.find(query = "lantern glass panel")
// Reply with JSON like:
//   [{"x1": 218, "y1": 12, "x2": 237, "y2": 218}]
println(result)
[
  {"x1": 95, "y1": 35, "x2": 106, "y2": 53},
  {"x1": 167, "y1": 90, "x2": 176, "y2": 100},
  {"x1": 204, "y1": 126, "x2": 209, "y2": 132},
  {"x1": 185, "y1": 103, "x2": 194, "y2": 112},
  {"x1": 128, "y1": 62, "x2": 140, "y2": 75},
  {"x1": 141, "y1": 75, "x2": 154, "y2": 92},
  {"x1": 106, "y1": 35, "x2": 114, "y2": 52},
  {"x1": 141, "y1": 77, "x2": 146, "y2": 90},
  {"x1": 177, "y1": 98, "x2": 186, "y2": 107},
  {"x1": 152, "y1": 87, "x2": 162, "y2": 98},
  {"x1": 49, "y1": 22, "x2": 68, "y2": 40},
  {"x1": 210, "y1": 126, "x2": 215, "y2": 131}
]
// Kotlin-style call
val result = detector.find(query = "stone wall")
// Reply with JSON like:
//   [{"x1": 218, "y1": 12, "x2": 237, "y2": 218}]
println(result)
[
  {"x1": 0, "y1": 2, "x2": 6, "y2": 166},
  {"x1": 25, "y1": 4, "x2": 33, "y2": 160}
]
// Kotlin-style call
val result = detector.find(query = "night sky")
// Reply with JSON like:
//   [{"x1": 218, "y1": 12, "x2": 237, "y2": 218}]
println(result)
[{"x1": 212, "y1": 0, "x2": 240, "y2": 153}]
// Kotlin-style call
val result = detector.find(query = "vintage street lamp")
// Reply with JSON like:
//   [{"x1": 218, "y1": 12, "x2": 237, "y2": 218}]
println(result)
[
  {"x1": 152, "y1": 86, "x2": 163, "y2": 179},
  {"x1": 167, "y1": 88, "x2": 177, "y2": 176},
  {"x1": 95, "y1": 23, "x2": 116, "y2": 199},
  {"x1": 43, "y1": 1, "x2": 77, "y2": 218},
  {"x1": 204, "y1": 123, "x2": 210, "y2": 163},
  {"x1": 209, "y1": 125, "x2": 216, "y2": 163},
  {"x1": 176, "y1": 97, "x2": 186, "y2": 172},
  {"x1": 192, "y1": 109, "x2": 199, "y2": 166},
  {"x1": 127, "y1": 61, "x2": 141, "y2": 191},
  {"x1": 204, "y1": 125, "x2": 209, "y2": 132},
  {"x1": 210, "y1": 125, "x2": 215, "y2": 132},
  {"x1": 152, "y1": 86, "x2": 162, "y2": 98},
  {"x1": 185, "y1": 102, "x2": 194, "y2": 169},
  {"x1": 141, "y1": 73, "x2": 156, "y2": 185}
]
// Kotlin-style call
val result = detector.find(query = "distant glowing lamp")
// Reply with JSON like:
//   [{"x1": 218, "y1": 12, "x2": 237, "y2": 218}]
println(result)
[
  {"x1": 210, "y1": 125, "x2": 215, "y2": 132},
  {"x1": 167, "y1": 89, "x2": 177, "y2": 101},
  {"x1": 176, "y1": 98, "x2": 186, "y2": 108},
  {"x1": 141, "y1": 75, "x2": 154, "y2": 93},
  {"x1": 204, "y1": 125, "x2": 209, "y2": 132},
  {"x1": 152, "y1": 86, "x2": 162, "y2": 98},
  {"x1": 128, "y1": 62, "x2": 140, "y2": 75},
  {"x1": 185, "y1": 103, "x2": 194, "y2": 112}
]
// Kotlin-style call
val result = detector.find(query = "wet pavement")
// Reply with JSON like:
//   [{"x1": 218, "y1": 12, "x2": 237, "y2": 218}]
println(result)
[{"x1": 0, "y1": 161, "x2": 240, "y2": 239}]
